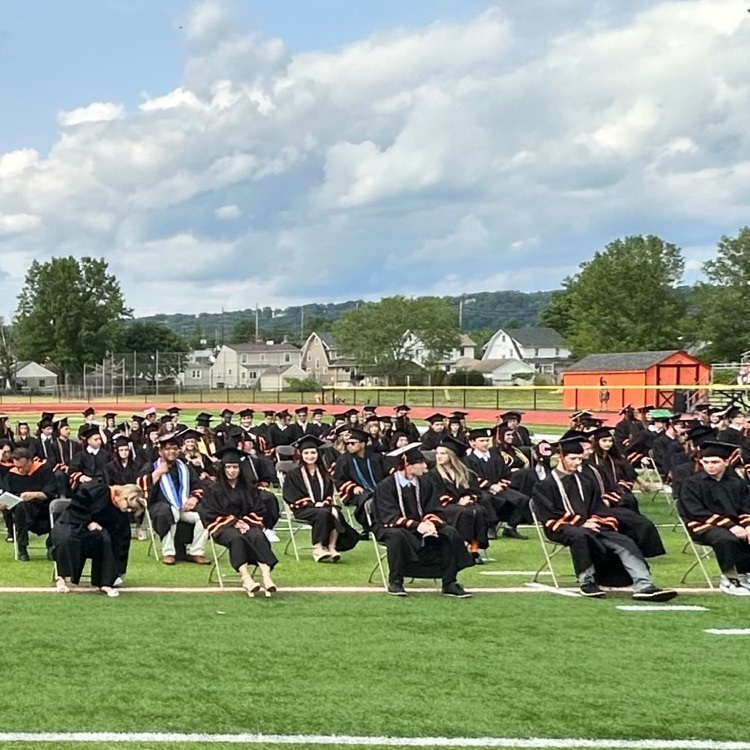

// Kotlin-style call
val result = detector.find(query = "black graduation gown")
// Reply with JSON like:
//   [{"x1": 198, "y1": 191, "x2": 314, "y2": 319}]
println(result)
[
  {"x1": 5, "y1": 460, "x2": 58, "y2": 548},
  {"x1": 106, "y1": 457, "x2": 144, "y2": 486},
  {"x1": 69, "y1": 449, "x2": 110, "y2": 490},
  {"x1": 671, "y1": 455, "x2": 702, "y2": 502},
  {"x1": 581, "y1": 463, "x2": 665, "y2": 559},
  {"x1": 199, "y1": 479, "x2": 278, "y2": 570},
  {"x1": 512, "y1": 425, "x2": 533, "y2": 449},
  {"x1": 372, "y1": 474, "x2": 474, "y2": 584},
  {"x1": 239, "y1": 456, "x2": 279, "y2": 530},
  {"x1": 54, "y1": 438, "x2": 81, "y2": 470},
  {"x1": 182, "y1": 452, "x2": 216, "y2": 479},
  {"x1": 426, "y1": 468, "x2": 489, "y2": 549},
  {"x1": 421, "y1": 429, "x2": 445, "y2": 450},
  {"x1": 613, "y1": 418, "x2": 634, "y2": 451},
  {"x1": 496, "y1": 446, "x2": 539, "y2": 496},
  {"x1": 678, "y1": 471, "x2": 750, "y2": 574},
  {"x1": 268, "y1": 424, "x2": 295, "y2": 450},
  {"x1": 624, "y1": 429, "x2": 656, "y2": 468},
  {"x1": 282, "y1": 465, "x2": 360, "y2": 550},
  {"x1": 50, "y1": 483, "x2": 131, "y2": 586},
  {"x1": 532, "y1": 471, "x2": 644, "y2": 586},
  {"x1": 31, "y1": 436, "x2": 60, "y2": 467},
  {"x1": 652, "y1": 433, "x2": 684, "y2": 480},
  {"x1": 393, "y1": 417, "x2": 420, "y2": 444},
  {"x1": 333, "y1": 451, "x2": 385, "y2": 530}
]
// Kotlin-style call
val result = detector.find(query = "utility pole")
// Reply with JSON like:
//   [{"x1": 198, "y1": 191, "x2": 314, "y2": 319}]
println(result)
[
  {"x1": 300, "y1": 306, "x2": 305, "y2": 343},
  {"x1": 255, "y1": 304, "x2": 260, "y2": 343}
]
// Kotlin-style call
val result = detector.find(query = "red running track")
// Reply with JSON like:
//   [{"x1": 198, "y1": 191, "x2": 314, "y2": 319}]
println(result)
[{"x1": 0, "y1": 402, "x2": 612, "y2": 426}]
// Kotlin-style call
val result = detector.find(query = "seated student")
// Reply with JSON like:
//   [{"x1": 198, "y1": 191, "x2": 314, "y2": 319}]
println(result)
[
  {"x1": 464, "y1": 427, "x2": 532, "y2": 540},
  {"x1": 428, "y1": 435, "x2": 489, "y2": 564},
  {"x1": 446, "y1": 416, "x2": 467, "y2": 445},
  {"x1": 51, "y1": 418, "x2": 81, "y2": 495},
  {"x1": 180, "y1": 430, "x2": 216, "y2": 481},
  {"x1": 138, "y1": 434, "x2": 210, "y2": 566},
  {"x1": 421, "y1": 414, "x2": 448, "y2": 450},
  {"x1": 14, "y1": 422, "x2": 32, "y2": 450},
  {"x1": 495, "y1": 411, "x2": 533, "y2": 457},
  {"x1": 372, "y1": 443, "x2": 474, "y2": 598},
  {"x1": 51, "y1": 483, "x2": 145, "y2": 597},
  {"x1": 623, "y1": 411, "x2": 660, "y2": 469},
  {"x1": 1, "y1": 448, "x2": 58, "y2": 561},
  {"x1": 679, "y1": 441, "x2": 750, "y2": 596},
  {"x1": 393, "y1": 405, "x2": 421, "y2": 444},
  {"x1": 532, "y1": 434, "x2": 676, "y2": 601},
  {"x1": 282, "y1": 436, "x2": 360, "y2": 562},
  {"x1": 651, "y1": 412, "x2": 686, "y2": 480},
  {"x1": 31, "y1": 417, "x2": 60, "y2": 466},
  {"x1": 69, "y1": 426, "x2": 111, "y2": 492},
  {"x1": 578, "y1": 429, "x2": 666, "y2": 560},
  {"x1": 670, "y1": 425, "x2": 716, "y2": 503},
  {"x1": 586, "y1": 428, "x2": 640, "y2": 511},
  {"x1": 494, "y1": 424, "x2": 539, "y2": 497},
  {"x1": 268, "y1": 410, "x2": 295, "y2": 453},
  {"x1": 0, "y1": 440, "x2": 15, "y2": 542},
  {"x1": 364, "y1": 415, "x2": 390, "y2": 454},
  {"x1": 333, "y1": 427, "x2": 386, "y2": 531},
  {"x1": 384, "y1": 432, "x2": 410, "y2": 474},
  {"x1": 199, "y1": 447, "x2": 278, "y2": 597}
]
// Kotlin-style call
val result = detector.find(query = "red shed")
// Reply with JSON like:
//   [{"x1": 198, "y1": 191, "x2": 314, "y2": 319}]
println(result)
[{"x1": 562, "y1": 350, "x2": 710, "y2": 412}]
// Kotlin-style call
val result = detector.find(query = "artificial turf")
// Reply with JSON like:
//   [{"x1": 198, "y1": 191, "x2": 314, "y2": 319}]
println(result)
[{"x1": 0, "y1": 592, "x2": 747, "y2": 746}]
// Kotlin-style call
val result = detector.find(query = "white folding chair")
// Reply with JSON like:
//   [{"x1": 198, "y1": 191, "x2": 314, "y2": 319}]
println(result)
[
  {"x1": 143, "y1": 507, "x2": 162, "y2": 562},
  {"x1": 276, "y1": 460, "x2": 313, "y2": 561},
  {"x1": 364, "y1": 498, "x2": 388, "y2": 590},
  {"x1": 529, "y1": 501, "x2": 571, "y2": 588},
  {"x1": 207, "y1": 536, "x2": 258, "y2": 588},
  {"x1": 677, "y1": 516, "x2": 718, "y2": 588}
]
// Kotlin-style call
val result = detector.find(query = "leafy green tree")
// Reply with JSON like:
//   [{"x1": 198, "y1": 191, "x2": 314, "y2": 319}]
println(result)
[
  {"x1": 230, "y1": 319, "x2": 258, "y2": 343},
  {"x1": 551, "y1": 236, "x2": 686, "y2": 358},
  {"x1": 0, "y1": 318, "x2": 16, "y2": 390},
  {"x1": 333, "y1": 296, "x2": 460, "y2": 385},
  {"x1": 15, "y1": 257, "x2": 131, "y2": 382},
  {"x1": 539, "y1": 280, "x2": 575, "y2": 339},
  {"x1": 114, "y1": 322, "x2": 189, "y2": 384},
  {"x1": 696, "y1": 227, "x2": 750, "y2": 361}
]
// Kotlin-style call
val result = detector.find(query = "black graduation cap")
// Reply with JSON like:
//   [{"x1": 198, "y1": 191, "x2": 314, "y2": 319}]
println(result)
[
  {"x1": 362, "y1": 405, "x2": 377, "y2": 413},
  {"x1": 103, "y1": 412, "x2": 117, "y2": 420},
  {"x1": 344, "y1": 408, "x2": 359, "y2": 417},
  {"x1": 723, "y1": 405, "x2": 743, "y2": 420},
  {"x1": 40, "y1": 412, "x2": 55, "y2": 422},
  {"x1": 195, "y1": 412, "x2": 213, "y2": 422},
  {"x1": 262, "y1": 410, "x2": 275, "y2": 417},
  {"x1": 275, "y1": 409, "x2": 291, "y2": 419},
  {"x1": 178, "y1": 429, "x2": 202, "y2": 443},
  {"x1": 132, "y1": 415, "x2": 145, "y2": 424},
  {"x1": 394, "y1": 404, "x2": 411, "y2": 413},
  {"x1": 53, "y1": 417, "x2": 69, "y2": 430},
  {"x1": 364, "y1": 415, "x2": 380, "y2": 424},
  {"x1": 346, "y1": 428, "x2": 369, "y2": 443},
  {"x1": 380, "y1": 416, "x2": 393, "y2": 425},
  {"x1": 17, "y1": 421, "x2": 28, "y2": 428},
  {"x1": 196, "y1": 416, "x2": 212, "y2": 428},
  {"x1": 312, "y1": 408, "x2": 326, "y2": 416},
  {"x1": 238, "y1": 408, "x2": 255, "y2": 418},
  {"x1": 580, "y1": 418, "x2": 604, "y2": 431},
  {"x1": 293, "y1": 435, "x2": 326, "y2": 451},
  {"x1": 113, "y1": 435, "x2": 132, "y2": 449},
  {"x1": 501, "y1": 411, "x2": 524, "y2": 422},
  {"x1": 143, "y1": 423, "x2": 160, "y2": 436},
  {"x1": 692, "y1": 403, "x2": 710, "y2": 413},
  {"x1": 214, "y1": 446, "x2": 249, "y2": 463},
  {"x1": 699, "y1": 441, "x2": 738, "y2": 460},
  {"x1": 637, "y1": 405, "x2": 655, "y2": 413},
  {"x1": 451, "y1": 411, "x2": 468, "y2": 418},
  {"x1": 570, "y1": 410, "x2": 592, "y2": 421},
  {"x1": 79, "y1": 424, "x2": 101, "y2": 442},
  {"x1": 221, "y1": 409, "x2": 235, "y2": 418},
  {"x1": 157, "y1": 433, "x2": 182, "y2": 447},
  {"x1": 448, "y1": 416, "x2": 463, "y2": 426},
  {"x1": 588, "y1": 426, "x2": 614, "y2": 441},
  {"x1": 37, "y1": 418, "x2": 53, "y2": 430},
  {"x1": 82, "y1": 407, "x2": 96, "y2": 418},
  {"x1": 468, "y1": 427, "x2": 492, "y2": 441},
  {"x1": 618, "y1": 404, "x2": 634, "y2": 415},
  {"x1": 425, "y1": 413, "x2": 448, "y2": 424},
  {"x1": 438, "y1": 434, "x2": 467, "y2": 457},
  {"x1": 390, "y1": 430, "x2": 408, "y2": 444},
  {"x1": 551, "y1": 433, "x2": 588, "y2": 456},
  {"x1": 295, "y1": 406, "x2": 309, "y2": 415},
  {"x1": 332, "y1": 412, "x2": 348, "y2": 422},
  {"x1": 688, "y1": 425, "x2": 715, "y2": 446},
  {"x1": 167, "y1": 407, "x2": 181, "y2": 415},
  {"x1": 387, "y1": 442, "x2": 425, "y2": 465},
  {"x1": 239, "y1": 429, "x2": 258, "y2": 444},
  {"x1": 159, "y1": 414, "x2": 174, "y2": 424},
  {"x1": 226, "y1": 426, "x2": 245, "y2": 443}
]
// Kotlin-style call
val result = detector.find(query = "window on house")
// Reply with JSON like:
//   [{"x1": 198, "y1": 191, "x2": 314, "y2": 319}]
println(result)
[
  {"x1": 228, "y1": 369, "x2": 233, "y2": 375},
  {"x1": 191, "y1": 369, "x2": 202, "y2": 379},
  {"x1": 260, "y1": 354, "x2": 265, "y2": 362},
  {"x1": 284, "y1": 353, "x2": 291, "y2": 363},
  {"x1": 38, "y1": 380, "x2": 46, "y2": 388},
  {"x1": 322, "y1": 367, "x2": 328, "y2": 374},
  {"x1": 315, "y1": 359, "x2": 320, "y2": 369},
  {"x1": 307, "y1": 353, "x2": 312, "y2": 362},
  {"x1": 241, "y1": 371, "x2": 246, "y2": 380},
  {"x1": 241, "y1": 354, "x2": 248, "y2": 364}
]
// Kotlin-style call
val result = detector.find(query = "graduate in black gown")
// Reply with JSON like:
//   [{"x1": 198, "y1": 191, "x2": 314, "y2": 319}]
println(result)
[
  {"x1": 493, "y1": 424, "x2": 539, "y2": 498},
  {"x1": 393, "y1": 405, "x2": 420, "y2": 444},
  {"x1": 283, "y1": 436, "x2": 360, "y2": 562},
  {"x1": 421, "y1": 414, "x2": 448, "y2": 450},
  {"x1": 51, "y1": 483, "x2": 144, "y2": 596},
  {"x1": 199, "y1": 447, "x2": 278, "y2": 597},
  {"x1": 69, "y1": 425, "x2": 111, "y2": 492},
  {"x1": 428, "y1": 435, "x2": 489, "y2": 563},
  {"x1": 372, "y1": 443, "x2": 474, "y2": 597},
  {"x1": 678, "y1": 441, "x2": 750, "y2": 596},
  {"x1": 0, "y1": 440, "x2": 14, "y2": 542},
  {"x1": 532, "y1": 434, "x2": 676, "y2": 601}
]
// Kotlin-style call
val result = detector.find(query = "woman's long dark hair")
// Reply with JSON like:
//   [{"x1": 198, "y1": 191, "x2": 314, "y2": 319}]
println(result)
[{"x1": 216, "y1": 460, "x2": 251, "y2": 493}]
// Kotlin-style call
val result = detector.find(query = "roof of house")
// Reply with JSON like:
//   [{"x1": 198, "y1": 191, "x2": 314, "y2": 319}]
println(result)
[
  {"x1": 259, "y1": 364, "x2": 306, "y2": 377},
  {"x1": 14, "y1": 361, "x2": 58, "y2": 378},
  {"x1": 224, "y1": 342, "x2": 300, "y2": 353},
  {"x1": 459, "y1": 334, "x2": 476, "y2": 347},
  {"x1": 454, "y1": 357, "x2": 534, "y2": 374},
  {"x1": 503, "y1": 327, "x2": 564, "y2": 348},
  {"x1": 564, "y1": 350, "x2": 689, "y2": 373}
]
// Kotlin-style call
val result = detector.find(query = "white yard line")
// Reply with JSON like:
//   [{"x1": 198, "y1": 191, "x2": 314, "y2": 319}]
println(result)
[
  {"x1": 0, "y1": 733, "x2": 749, "y2": 748},
  {"x1": 616, "y1": 605, "x2": 708, "y2": 612},
  {"x1": 524, "y1": 583, "x2": 582, "y2": 598},
  {"x1": 704, "y1": 629, "x2": 750, "y2": 636}
]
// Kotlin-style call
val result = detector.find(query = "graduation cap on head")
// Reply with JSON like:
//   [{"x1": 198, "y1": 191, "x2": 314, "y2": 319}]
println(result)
[
  {"x1": 688, "y1": 425, "x2": 715, "y2": 447},
  {"x1": 82, "y1": 407, "x2": 96, "y2": 418},
  {"x1": 362, "y1": 405, "x2": 377, "y2": 413},
  {"x1": 468, "y1": 427, "x2": 492, "y2": 441},
  {"x1": 451, "y1": 411, "x2": 469, "y2": 419},
  {"x1": 159, "y1": 414, "x2": 174, "y2": 424},
  {"x1": 649, "y1": 409, "x2": 676, "y2": 423},
  {"x1": 294, "y1": 406, "x2": 309, "y2": 416},
  {"x1": 364, "y1": 415, "x2": 380, "y2": 425},
  {"x1": 425, "y1": 413, "x2": 448, "y2": 424},
  {"x1": 438, "y1": 434, "x2": 468, "y2": 457},
  {"x1": 276, "y1": 409, "x2": 291, "y2": 419},
  {"x1": 225, "y1": 426, "x2": 245, "y2": 443},
  {"x1": 293, "y1": 435, "x2": 327, "y2": 451},
  {"x1": 387, "y1": 442, "x2": 426, "y2": 465},
  {"x1": 580, "y1": 418, "x2": 604, "y2": 431},
  {"x1": 262, "y1": 410, "x2": 276, "y2": 417},
  {"x1": 79, "y1": 424, "x2": 101, "y2": 442},
  {"x1": 380, "y1": 416, "x2": 393, "y2": 425},
  {"x1": 41, "y1": 412, "x2": 55, "y2": 422},
  {"x1": 589, "y1": 426, "x2": 614, "y2": 441},
  {"x1": 699, "y1": 441, "x2": 738, "y2": 460},
  {"x1": 238, "y1": 408, "x2": 255, "y2": 418},
  {"x1": 692, "y1": 403, "x2": 710, "y2": 413},
  {"x1": 131, "y1": 415, "x2": 145, "y2": 424},
  {"x1": 501, "y1": 411, "x2": 524, "y2": 422},
  {"x1": 157, "y1": 433, "x2": 182, "y2": 447},
  {"x1": 448, "y1": 416, "x2": 463, "y2": 426},
  {"x1": 167, "y1": 407, "x2": 181, "y2": 415},
  {"x1": 346, "y1": 428, "x2": 369, "y2": 443},
  {"x1": 143, "y1": 423, "x2": 160, "y2": 436},
  {"x1": 344, "y1": 408, "x2": 359, "y2": 417},
  {"x1": 214, "y1": 446, "x2": 250, "y2": 463},
  {"x1": 113, "y1": 435, "x2": 132, "y2": 449},
  {"x1": 195, "y1": 412, "x2": 213, "y2": 423},
  {"x1": 54, "y1": 417, "x2": 69, "y2": 430},
  {"x1": 390, "y1": 430, "x2": 408, "y2": 444},
  {"x1": 619, "y1": 404, "x2": 634, "y2": 415},
  {"x1": 103, "y1": 412, "x2": 117, "y2": 420},
  {"x1": 394, "y1": 404, "x2": 411, "y2": 413},
  {"x1": 116, "y1": 422, "x2": 128, "y2": 433},
  {"x1": 37, "y1": 418, "x2": 53, "y2": 430},
  {"x1": 332, "y1": 412, "x2": 348, "y2": 422},
  {"x1": 17, "y1": 421, "x2": 28, "y2": 428},
  {"x1": 312, "y1": 408, "x2": 326, "y2": 416},
  {"x1": 178, "y1": 429, "x2": 202, "y2": 443},
  {"x1": 220, "y1": 408, "x2": 235, "y2": 418},
  {"x1": 239, "y1": 429, "x2": 258, "y2": 444},
  {"x1": 723, "y1": 405, "x2": 744, "y2": 420},
  {"x1": 570, "y1": 410, "x2": 592, "y2": 421},
  {"x1": 551, "y1": 433, "x2": 589, "y2": 456}
]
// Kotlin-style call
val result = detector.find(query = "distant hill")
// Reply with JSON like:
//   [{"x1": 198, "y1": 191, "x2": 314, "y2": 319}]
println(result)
[{"x1": 135, "y1": 290, "x2": 555, "y2": 344}]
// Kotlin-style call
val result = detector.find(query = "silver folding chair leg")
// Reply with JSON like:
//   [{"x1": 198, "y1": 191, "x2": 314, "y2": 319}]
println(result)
[
  {"x1": 145, "y1": 512, "x2": 161, "y2": 562},
  {"x1": 530, "y1": 505, "x2": 560, "y2": 588},
  {"x1": 209, "y1": 537, "x2": 225, "y2": 588},
  {"x1": 680, "y1": 525, "x2": 716, "y2": 589},
  {"x1": 368, "y1": 536, "x2": 388, "y2": 590}
]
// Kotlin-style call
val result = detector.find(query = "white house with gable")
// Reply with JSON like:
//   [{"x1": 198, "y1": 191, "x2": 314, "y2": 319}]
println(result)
[{"x1": 482, "y1": 327, "x2": 570, "y2": 379}]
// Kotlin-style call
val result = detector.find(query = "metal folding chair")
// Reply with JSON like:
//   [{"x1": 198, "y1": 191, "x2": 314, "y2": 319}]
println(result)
[
  {"x1": 364, "y1": 498, "x2": 388, "y2": 590},
  {"x1": 677, "y1": 516, "x2": 718, "y2": 588},
  {"x1": 529, "y1": 501, "x2": 571, "y2": 588},
  {"x1": 207, "y1": 536, "x2": 258, "y2": 588},
  {"x1": 276, "y1": 459, "x2": 313, "y2": 561},
  {"x1": 143, "y1": 507, "x2": 162, "y2": 562}
]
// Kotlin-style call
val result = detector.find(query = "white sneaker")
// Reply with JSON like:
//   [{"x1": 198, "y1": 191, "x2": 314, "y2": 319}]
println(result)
[
  {"x1": 719, "y1": 576, "x2": 750, "y2": 596},
  {"x1": 113, "y1": 576, "x2": 124, "y2": 588},
  {"x1": 739, "y1": 575, "x2": 750, "y2": 593},
  {"x1": 263, "y1": 529, "x2": 280, "y2": 543}
]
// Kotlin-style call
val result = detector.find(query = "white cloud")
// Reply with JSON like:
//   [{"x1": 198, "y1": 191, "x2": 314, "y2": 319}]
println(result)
[
  {"x1": 57, "y1": 102, "x2": 125, "y2": 127},
  {"x1": 1, "y1": 0, "x2": 749, "y2": 318},
  {"x1": 215, "y1": 204, "x2": 241, "y2": 220}
]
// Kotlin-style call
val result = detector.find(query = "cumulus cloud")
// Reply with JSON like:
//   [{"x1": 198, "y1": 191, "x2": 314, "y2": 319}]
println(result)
[{"x1": 0, "y1": 0, "x2": 749, "y2": 317}]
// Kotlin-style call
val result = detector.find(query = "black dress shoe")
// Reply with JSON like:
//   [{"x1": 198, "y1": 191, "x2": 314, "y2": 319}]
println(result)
[
  {"x1": 487, "y1": 527, "x2": 498, "y2": 540},
  {"x1": 472, "y1": 553, "x2": 484, "y2": 565},
  {"x1": 502, "y1": 527, "x2": 528, "y2": 540},
  {"x1": 633, "y1": 586, "x2": 677, "y2": 602},
  {"x1": 442, "y1": 582, "x2": 472, "y2": 598},
  {"x1": 359, "y1": 531, "x2": 370, "y2": 541},
  {"x1": 387, "y1": 581, "x2": 408, "y2": 597},
  {"x1": 579, "y1": 582, "x2": 606, "y2": 598},
  {"x1": 17, "y1": 548, "x2": 30, "y2": 562}
]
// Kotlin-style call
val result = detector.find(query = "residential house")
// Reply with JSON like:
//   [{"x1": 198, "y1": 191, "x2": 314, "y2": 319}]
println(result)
[
  {"x1": 181, "y1": 349, "x2": 216, "y2": 389},
  {"x1": 259, "y1": 364, "x2": 308, "y2": 391},
  {"x1": 453, "y1": 357, "x2": 536, "y2": 386},
  {"x1": 482, "y1": 327, "x2": 570, "y2": 379},
  {"x1": 300, "y1": 332, "x2": 359, "y2": 386},
  {"x1": 14, "y1": 361, "x2": 59, "y2": 393},
  {"x1": 440, "y1": 334, "x2": 477, "y2": 374},
  {"x1": 211, "y1": 342, "x2": 302, "y2": 389}
]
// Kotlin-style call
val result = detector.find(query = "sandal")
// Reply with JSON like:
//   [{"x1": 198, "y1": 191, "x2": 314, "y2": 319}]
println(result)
[
  {"x1": 243, "y1": 581, "x2": 261, "y2": 598},
  {"x1": 55, "y1": 578, "x2": 70, "y2": 594}
]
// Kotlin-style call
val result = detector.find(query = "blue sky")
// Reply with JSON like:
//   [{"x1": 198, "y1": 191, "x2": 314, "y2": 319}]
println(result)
[{"x1": 0, "y1": 0, "x2": 748, "y2": 318}]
